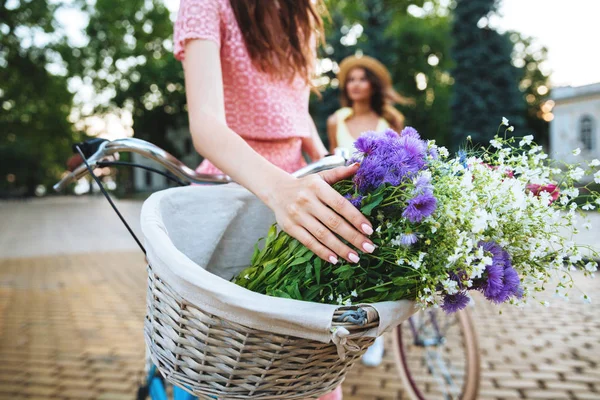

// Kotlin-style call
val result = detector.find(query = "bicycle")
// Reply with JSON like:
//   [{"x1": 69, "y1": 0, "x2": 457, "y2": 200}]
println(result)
[{"x1": 55, "y1": 137, "x2": 480, "y2": 400}]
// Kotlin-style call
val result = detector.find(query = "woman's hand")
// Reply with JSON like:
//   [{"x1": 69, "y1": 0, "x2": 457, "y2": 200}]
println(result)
[{"x1": 264, "y1": 163, "x2": 374, "y2": 264}]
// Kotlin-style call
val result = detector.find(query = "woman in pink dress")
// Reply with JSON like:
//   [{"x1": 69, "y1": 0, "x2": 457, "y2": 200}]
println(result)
[{"x1": 174, "y1": 1, "x2": 376, "y2": 398}]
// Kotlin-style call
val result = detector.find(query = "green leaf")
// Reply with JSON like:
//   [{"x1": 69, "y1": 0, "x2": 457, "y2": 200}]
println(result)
[
  {"x1": 361, "y1": 191, "x2": 385, "y2": 216},
  {"x1": 314, "y1": 258, "x2": 322, "y2": 285}
]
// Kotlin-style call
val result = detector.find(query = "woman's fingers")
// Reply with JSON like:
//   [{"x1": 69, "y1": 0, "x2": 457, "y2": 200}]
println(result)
[
  {"x1": 315, "y1": 170, "x2": 374, "y2": 236},
  {"x1": 318, "y1": 163, "x2": 360, "y2": 185},
  {"x1": 270, "y1": 168, "x2": 374, "y2": 264},
  {"x1": 285, "y1": 224, "x2": 339, "y2": 265},
  {"x1": 302, "y1": 214, "x2": 363, "y2": 263},
  {"x1": 310, "y1": 202, "x2": 374, "y2": 260}
]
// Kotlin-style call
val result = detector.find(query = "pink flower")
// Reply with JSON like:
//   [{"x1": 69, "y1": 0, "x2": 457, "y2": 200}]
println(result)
[
  {"x1": 527, "y1": 183, "x2": 560, "y2": 203},
  {"x1": 482, "y1": 163, "x2": 514, "y2": 178}
]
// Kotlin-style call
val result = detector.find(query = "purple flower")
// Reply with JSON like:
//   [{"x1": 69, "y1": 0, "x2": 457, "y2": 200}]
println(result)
[
  {"x1": 474, "y1": 241, "x2": 522, "y2": 303},
  {"x1": 344, "y1": 193, "x2": 364, "y2": 208},
  {"x1": 352, "y1": 129, "x2": 430, "y2": 193},
  {"x1": 414, "y1": 173, "x2": 433, "y2": 195},
  {"x1": 402, "y1": 193, "x2": 437, "y2": 222},
  {"x1": 428, "y1": 147, "x2": 439, "y2": 160},
  {"x1": 500, "y1": 265, "x2": 521, "y2": 300},
  {"x1": 400, "y1": 127, "x2": 420, "y2": 139},
  {"x1": 442, "y1": 291, "x2": 470, "y2": 313},
  {"x1": 354, "y1": 131, "x2": 381, "y2": 155},
  {"x1": 400, "y1": 233, "x2": 418, "y2": 246}
]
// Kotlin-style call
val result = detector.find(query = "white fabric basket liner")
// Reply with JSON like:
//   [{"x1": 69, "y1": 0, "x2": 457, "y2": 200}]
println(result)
[{"x1": 141, "y1": 184, "x2": 415, "y2": 345}]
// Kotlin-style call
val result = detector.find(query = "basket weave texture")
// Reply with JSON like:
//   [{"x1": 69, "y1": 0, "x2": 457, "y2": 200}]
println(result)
[{"x1": 145, "y1": 265, "x2": 378, "y2": 399}]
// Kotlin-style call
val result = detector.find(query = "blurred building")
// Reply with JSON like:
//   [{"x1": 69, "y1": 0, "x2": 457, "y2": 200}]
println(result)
[
  {"x1": 550, "y1": 82, "x2": 600, "y2": 163},
  {"x1": 133, "y1": 127, "x2": 201, "y2": 192}
]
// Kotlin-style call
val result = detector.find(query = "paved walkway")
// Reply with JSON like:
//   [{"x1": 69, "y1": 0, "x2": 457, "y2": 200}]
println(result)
[{"x1": 0, "y1": 196, "x2": 599, "y2": 400}]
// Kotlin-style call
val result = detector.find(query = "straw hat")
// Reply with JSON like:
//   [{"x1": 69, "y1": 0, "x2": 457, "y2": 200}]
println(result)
[{"x1": 337, "y1": 55, "x2": 413, "y2": 106}]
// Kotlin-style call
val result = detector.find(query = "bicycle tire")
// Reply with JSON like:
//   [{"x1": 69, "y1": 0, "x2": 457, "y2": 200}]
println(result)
[{"x1": 392, "y1": 309, "x2": 480, "y2": 400}]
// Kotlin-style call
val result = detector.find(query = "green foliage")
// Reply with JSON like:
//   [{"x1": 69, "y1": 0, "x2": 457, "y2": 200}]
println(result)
[
  {"x1": 450, "y1": 0, "x2": 526, "y2": 148},
  {"x1": 0, "y1": 0, "x2": 83, "y2": 197},
  {"x1": 509, "y1": 32, "x2": 551, "y2": 148},
  {"x1": 235, "y1": 182, "x2": 421, "y2": 305},
  {"x1": 0, "y1": 0, "x2": 552, "y2": 197},
  {"x1": 312, "y1": 0, "x2": 454, "y2": 147},
  {"x1": 60, "y1": 0, "x2": 186, "y2": 153}
]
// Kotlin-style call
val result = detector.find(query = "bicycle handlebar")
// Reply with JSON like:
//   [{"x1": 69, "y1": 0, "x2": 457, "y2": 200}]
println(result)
[{"x1": 53, "y1": 137, "x2": 349, "y2": 192}]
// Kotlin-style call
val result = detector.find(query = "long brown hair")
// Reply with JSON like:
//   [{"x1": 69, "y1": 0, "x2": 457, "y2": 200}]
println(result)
[
  {"x1": 341, "y1": 66, "x2": 409, "y2": 127},
  {"x1": 230, "y1": 0, "x2": 325, "y2": 83}
]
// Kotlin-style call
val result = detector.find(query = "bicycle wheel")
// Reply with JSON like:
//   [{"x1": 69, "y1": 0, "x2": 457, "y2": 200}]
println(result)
[{"x1": 392, "y1": 308, "x2": 480, "y2": 400}]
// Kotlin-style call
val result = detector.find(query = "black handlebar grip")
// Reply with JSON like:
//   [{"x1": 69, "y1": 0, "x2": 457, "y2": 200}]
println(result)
[{"x1": 72, "y1": 138, "x2": 109, "y2": 158}]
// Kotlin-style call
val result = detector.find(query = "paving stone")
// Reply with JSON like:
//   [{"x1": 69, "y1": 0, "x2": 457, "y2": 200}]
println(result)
[
  {"x1": 523, "y1": 389, "x2": 574, "y2": 399},
  {"x1": 496, "y1": 379, "x2": 541, "y2": 389},
  {"x1": 1, "y1": 199, "x2": 600, "y2": 400},
  {"x1": 573, "y1": 393, "x2": 600, "y2": 400},
  {"x1": 477, "y1": 388, "x2": 522, "y2": 398},
  {"x1": 545, "y1": 381, "x2": 594, "y2": 391}
]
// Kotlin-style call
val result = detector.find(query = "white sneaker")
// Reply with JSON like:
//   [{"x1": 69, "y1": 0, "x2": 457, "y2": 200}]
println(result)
[{"x1": 361, "y1": 336, "x2": 384, "y2": 367}]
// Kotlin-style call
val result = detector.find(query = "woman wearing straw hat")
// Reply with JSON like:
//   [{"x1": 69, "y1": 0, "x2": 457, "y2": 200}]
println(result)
[
  {"x1": 328, "y1": 55, "x2": 411, "y2": 367},
  {"x1": 327, "y1": 55, "x2": 412, "y2": 155}
]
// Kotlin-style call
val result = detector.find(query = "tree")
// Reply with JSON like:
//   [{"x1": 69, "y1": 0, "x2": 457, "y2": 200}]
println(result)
[
  {"x1": 0, "y1": 0, "x2": 83, "y2": 197},
  {"x1": 509, "y1": 32, "x2": 551, "y2": 148},
  {"x1": 450, "y1": 0, "x2": 525, "y2": 148},
  {"x1": 311, "y1": 0, "x2": 453, "y2": 148},
  {"x1": 61, "y1": 0, "x2": 186, "y2": 154}
]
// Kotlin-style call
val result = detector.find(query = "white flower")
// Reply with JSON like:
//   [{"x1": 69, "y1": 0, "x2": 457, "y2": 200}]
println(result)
[
  {"x1": 466, "y1": 135, "x2": 472, "y2": 141},
  {"x1": 490, "y1": 139, "x2": 502, "y2": 149},
  {"x1": 590, "y1": 159, "x2": 600, "y2": 167},
  {"x1": 585, "y1": 262, "x2": 598, "y2": 272},
  {"x1": 442, "y1": 278, "x2": 459, "y2": 295},
  {"x1": 594, "y1": 170, "x2": 600, "y2": 184},
  {"x1": 563, "y1": 188, "x2": 580, "y2": 198},
  {"x1": 572, "y1": 148, "x2": 581, "y2": 156},
  {"x1": 519, "y1": 135, "x2": 534, "y2": 147},
  {"x1": 583, "y1": 222, "x2": 592, "y2": 230},
  {"x1": 569, "y1": 254, "x2": 582, "y2": 264},
  {"x1": 438, "y1": 146, "x2": 449, "y2": 158},
  {"x1": 328, "y1": 294, "x2": 334, "y2": 300},
  {"x1": 502, "y1": 117, "x2": 509, "y2": 126},
  {"x1": 351, "y1": 290, "x2": 358, "y2": 297},
  {"x1": 569, "y1": 167, "x2": 585, "y2": 181},
  {"x1": 542, "y1": 301, "x2": 550, "y2": 307},
  {"x1": 244, "y1": 274, "x2": 250, "y2": 279},
  {"x1": 507, "y1": 126, "x2": 514, "y2": 132},
  {"x1": 471, "y1": 209, "x2": 488, "y2": 233},
  {"x1": 344, "y1": 299, "x2": 352, "y2": 306},
  {"x1": 582, "y1": 203, "x2": 595, "y2": 210},
  {"x1": 582, "y1": 294, "x2": 592, "y2": 304}
]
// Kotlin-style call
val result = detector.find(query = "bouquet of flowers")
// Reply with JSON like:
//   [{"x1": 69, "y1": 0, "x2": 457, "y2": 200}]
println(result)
[{"x1": 235, "y1": 121, "x2": 599, "y2": 312}]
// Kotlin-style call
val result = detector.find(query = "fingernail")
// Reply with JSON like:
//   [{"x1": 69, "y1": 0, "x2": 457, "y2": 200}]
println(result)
[
  {"x1": 361, "y1": 223, "x2": 373, "y2": 235},
  {"x1": 348, "y1": 253, "x2": 360, "y2": 263},
  {"x1": 362, "y1": 242, "x2": 375, "y2": 253},
  {"x1": 349, "y1": 162, "x2": 360, "y2": 168},
  {"x1": 329, "y1": 255, "x2": 338, "y2": 265}
]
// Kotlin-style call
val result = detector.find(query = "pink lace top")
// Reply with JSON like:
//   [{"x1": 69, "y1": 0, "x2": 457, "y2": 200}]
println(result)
[{"x1": 174, "y1": 0, "x2": 312, "y2": 174}]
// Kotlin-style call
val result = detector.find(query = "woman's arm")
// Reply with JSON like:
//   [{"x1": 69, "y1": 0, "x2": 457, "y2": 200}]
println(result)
[
  {"x1": 183, "y1": 40, "x2": 374, "y2": 264},
  {"x1": 326, "y1": 114, "x2": 338, "y2": 154}
]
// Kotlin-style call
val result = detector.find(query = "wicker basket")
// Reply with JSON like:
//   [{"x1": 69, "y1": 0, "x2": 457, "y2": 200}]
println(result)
[{"x1": 145, "y1": 265, "x2": 378, "y2": 399}]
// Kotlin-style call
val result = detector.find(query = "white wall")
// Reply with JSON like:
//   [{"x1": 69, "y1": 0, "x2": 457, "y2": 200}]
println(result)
[{"x1": 550, "y1": 94, "x2": 600, "y2": 164}]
